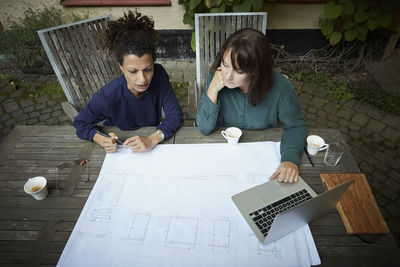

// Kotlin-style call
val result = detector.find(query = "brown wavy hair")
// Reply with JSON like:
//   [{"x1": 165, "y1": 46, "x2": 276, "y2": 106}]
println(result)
[
  {"x1": 212, "y1": 28, "x2": 273, "y2": 106},
  {"x1": 104, "y1": 10, "x2": 159, "y2": 65}
]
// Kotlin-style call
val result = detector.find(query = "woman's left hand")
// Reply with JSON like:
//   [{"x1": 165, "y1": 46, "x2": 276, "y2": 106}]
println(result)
[
  {"x1": 124, "y1": 135, "x2": 158, "y2": 153},
  {"x1": 268, "y1": 161, "x2": 299, "y2": 183}
]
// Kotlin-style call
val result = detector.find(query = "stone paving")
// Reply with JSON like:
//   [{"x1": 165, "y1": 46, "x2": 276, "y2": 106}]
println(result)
[
  {"x1": 0, "y1": 60, "x2": 399, "y2": 247},
  {"x1": 0, "y1": 71, "x2": 71, "y2": 140}
]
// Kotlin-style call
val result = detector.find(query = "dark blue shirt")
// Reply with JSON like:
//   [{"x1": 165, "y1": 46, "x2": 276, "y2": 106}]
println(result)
[{"x1": 74, "y1": 64, "x2": 183, "y2": 141}]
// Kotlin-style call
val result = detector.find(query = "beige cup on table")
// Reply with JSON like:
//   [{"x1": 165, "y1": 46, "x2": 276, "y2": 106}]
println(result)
[
  {"x1": 306, "y1": 135, "x2": 328, "y2": 156},
  {"x1": 221, "y1": 127, "x2": 242, "y2": 145},
  {"x1": 24, "y1": 176, "x2": 48, "y2": 200}
]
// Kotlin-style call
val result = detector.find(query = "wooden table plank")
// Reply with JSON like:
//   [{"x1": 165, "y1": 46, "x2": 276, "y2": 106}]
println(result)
[
  {"x1": 0, "y1": 252, "x2": 31, "y2": 264},
  {"x1": 0, "y1": 197, "x2": 86, "y2": 209},
  {"x1": 0, "y1": 209, "x2": 82, "y2": 221},
  {"x1": 0, "y1": 241, "x2": 35, "y2": 252}
]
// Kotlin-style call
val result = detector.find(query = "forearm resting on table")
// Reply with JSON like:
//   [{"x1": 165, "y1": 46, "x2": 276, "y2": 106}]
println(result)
[
  {"x1": 147, "y1": 131, "x2": 164, "y2": 145},
  {"x1": 123, "y1": 130, "x2": 165, "y2": 153}
]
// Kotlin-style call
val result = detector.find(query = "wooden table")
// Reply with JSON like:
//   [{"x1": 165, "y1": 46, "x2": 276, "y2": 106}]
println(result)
[{"x1": 0, "y1": 126, "x2": 399, "y2": 266}]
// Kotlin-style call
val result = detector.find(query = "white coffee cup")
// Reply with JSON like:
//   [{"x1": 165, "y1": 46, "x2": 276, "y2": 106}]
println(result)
[
  {"x1": 221, "y1": 127, "x2": 242, "y2": 145},
  {"x1": 24, "y1": 176, "x2": 48, "y2": 200},
  {"x1": 306, "y1": 135, "x2": 328, "y2": 156}
]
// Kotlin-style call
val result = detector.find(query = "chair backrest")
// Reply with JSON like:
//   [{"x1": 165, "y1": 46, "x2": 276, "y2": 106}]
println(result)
[
  {"x1": 38, "y1": 15, "x2": 121, "y2": 111},
  {"x1": 194, "y1": 12, "x2": 267, "y2": 112}
]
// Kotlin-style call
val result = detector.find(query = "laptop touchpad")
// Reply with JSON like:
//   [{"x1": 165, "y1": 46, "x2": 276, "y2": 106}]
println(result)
[{"x1": 255, "y1": 179, "x2": 287, "y2": 204}]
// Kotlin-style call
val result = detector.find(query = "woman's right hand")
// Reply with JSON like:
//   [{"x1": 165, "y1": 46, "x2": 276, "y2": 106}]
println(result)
[
  {"x1": 93, "y1": 132, "x2": 119, "y2": 153},
  {"x1": 207, "y1": 68, "x2": 225, "y2": 104}
]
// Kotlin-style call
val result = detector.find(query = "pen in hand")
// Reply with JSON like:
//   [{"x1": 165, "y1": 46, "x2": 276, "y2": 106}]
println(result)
[{"x1": 96, "y1": 130, "x2": 124, "y2": 145}]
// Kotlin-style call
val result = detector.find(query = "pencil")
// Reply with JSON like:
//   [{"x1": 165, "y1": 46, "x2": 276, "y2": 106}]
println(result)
[
  {"x1": 96, "y1": 130, "x2": 123, "y2": 145},
  {"x1": 304, "y1": 146, "x2": 315, "y2": 167}
]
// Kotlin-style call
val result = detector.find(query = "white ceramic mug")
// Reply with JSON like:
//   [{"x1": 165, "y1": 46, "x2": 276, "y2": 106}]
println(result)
[
  {"x1": 221, "y1": 127, "x2": 242, "y2": 145},
  {"x1": 306, "y1": 135, "x2": 328, "y2": 156},
  {"x1": 24, "y1": 176, "x2": 48, "y2": 200}
]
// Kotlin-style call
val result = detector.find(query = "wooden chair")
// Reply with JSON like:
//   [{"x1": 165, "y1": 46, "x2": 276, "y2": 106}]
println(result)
[
  {"x1": 191, "y1": 12, "x2": 267, "y2": 120},
  {"x1": 37, "y1": 15, "x2": 121, "y2": 121}
]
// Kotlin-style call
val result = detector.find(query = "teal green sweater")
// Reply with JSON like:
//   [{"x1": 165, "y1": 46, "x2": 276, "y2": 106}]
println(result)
[{"x1": 196, "y1": 71, "x2": 306, "y2": 165}]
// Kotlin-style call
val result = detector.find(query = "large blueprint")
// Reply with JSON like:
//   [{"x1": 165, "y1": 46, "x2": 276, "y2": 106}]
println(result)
[{"x1": 58, "y1": 142, "x2": 320, "y2": 266}]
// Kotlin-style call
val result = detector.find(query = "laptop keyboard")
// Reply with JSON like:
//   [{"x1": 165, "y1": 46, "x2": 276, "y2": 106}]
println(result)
[{"x1": 248, "y1": 189, "x2": 313, "y2": 236}]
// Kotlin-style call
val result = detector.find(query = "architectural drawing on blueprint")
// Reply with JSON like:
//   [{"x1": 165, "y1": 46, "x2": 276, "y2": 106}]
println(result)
[
  {"x1": 127, "y1": 212, "x2": 151, "y2": 244},
  {"x1": 212, "y1": 218, "x2": 230, "y2": 251},
  {"x1": 58, "y1": 142, "x2": 320, "y2": 267},
  {"x1": 75, "y1": 207, "x2": 113, "y2": 237},
  {"x1": 249, "y1": 231, "x2": 281, "y2": 258},
  {"x1": 165, "y1": 216, "x2": 199, "y2": 248}
]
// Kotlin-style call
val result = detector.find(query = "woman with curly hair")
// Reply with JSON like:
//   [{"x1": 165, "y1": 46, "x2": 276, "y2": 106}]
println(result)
[
  {"x1": 74, "y1": 10, "x2": 183, "y2": 153},
  {"x1": 196, "y1": 28, "x2": 306, "y2": 184}
]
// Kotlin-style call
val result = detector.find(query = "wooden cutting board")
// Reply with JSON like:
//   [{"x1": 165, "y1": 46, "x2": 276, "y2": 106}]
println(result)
[{"x1": 320, "y1": 173, "x2": 389, "y2": 234}]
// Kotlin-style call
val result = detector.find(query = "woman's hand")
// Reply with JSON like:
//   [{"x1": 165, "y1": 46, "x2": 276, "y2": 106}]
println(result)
[
  {"x1": 93, "y1": 132, "x2": 119, "y2": 153},
  {"x1": 268, "y1": 161, "x2": 299, "y2": 183},
  {"x1": 207, "y1": 68, "x2": 225, "y2": 104},
  {"x1": 124, "y1": 131, "x2": 162, "y2": 153}
]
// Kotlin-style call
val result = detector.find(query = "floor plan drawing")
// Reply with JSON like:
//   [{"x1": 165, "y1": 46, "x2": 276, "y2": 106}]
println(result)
[
  {"x1": 211, "y1": 218, "x2": 230, "y2": 250},
  {"x1": 58, "y1": 142, "x2": 320, "y2": 267},
  {"x1": 128, "y1": 212, "x2": 151, "y2": 244},
  {"x1": 165, "y1": 216, "x2": 199, "y2": 247}
]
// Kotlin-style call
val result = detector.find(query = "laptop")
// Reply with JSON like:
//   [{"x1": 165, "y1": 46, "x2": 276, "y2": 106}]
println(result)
[{"x1": 232, "y1": 176, "x2": 353, "y2": 244}]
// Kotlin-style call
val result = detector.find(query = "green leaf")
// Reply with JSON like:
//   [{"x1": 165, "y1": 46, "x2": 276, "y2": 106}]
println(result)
[
  {"x1": 188, "y1": 9, "x2": 195, "y2": 16},
  {"x1": 356, "y1": 34, "x2": 366, "y2": 41},
  {"x1": 368, "y1": 7, "x2": 382, "y2": 20},
  {"x1": 367, "y1": 19, "x2": 379, "y2": 31},
  {"x1": 183, "y1": 13, "x2": 194, "y2": 28},
  {"x1": 320, "y1": 21, "x2": 334, "y2": 36},
  {"x1": 354, "y1": 9, "x2": 368, "y2": 23},
  {"x1": 343, "y1": 0, "x2": 355, "y2": 15},
  {"x1": 211, "y1": 3, "x2": 226, "y2": 12},
  {"x1": 343, "y1": 18, "x2": 355, "y2": 30},
  {"x1": 325, "y1": 1, "x2": 344, "y2": 20},
  {"x1": 356, "y1": 25, "x2": 368, "y2": 41},
  {"x1": 357, "y1": 2, "x2": 368, "y2": 11},
  {"x1": 205, "y1": 0, "x2": 222, "y2": 8},
  {"x1": 224, "y1": 0, "x2": 234, "y2": 6},
  {"x1": 344, "y1": 28, "x2": 357, "y2": 41},
  {"x1": 232, "y1": 0, "x2": 251, "y2": 12},
  {"x1": 378, "y1": 12, "x2": 393, "y2": 28},
  {"x1": 191, "y1": 31, "x2": 196, "y2": 52},
  {"x1": 292, "y1": 71, "x2": 303, "y2": 81},
  {"x1": 251, "y1": 0, "x2": 263, "y2": 11},
  {"x1": 189, "y1": 0, "x2": 202, "y2": 10},
  {"x1": 329, "y1": 31, "x2": 342, "y2": 45}
]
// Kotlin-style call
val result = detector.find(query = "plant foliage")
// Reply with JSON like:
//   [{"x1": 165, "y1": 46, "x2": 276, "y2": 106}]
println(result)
[
  {"x1": 351, "y1": 80, "x2": 400, "y2": 115},
  {"x1": 293, "y1": 70, "x2": 355, "y2": 109},
  {"x1": 178, "y1": 0, "x2": 264, "y2": 50},
  {"x1": 0, "y1": 7, "x2": 87, "y2": 74},
  {"x1": 320, "y1": 0, "x2": 399, "y2": 46}
]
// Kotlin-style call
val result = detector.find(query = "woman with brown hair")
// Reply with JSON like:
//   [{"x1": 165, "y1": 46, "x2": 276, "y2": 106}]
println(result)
[
  {"x1": 196, "y1": 28, "x2": 306, "y2": 184},
  {"x1": 74, "y1": 10, "x2": 183, "y2": 153}
]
